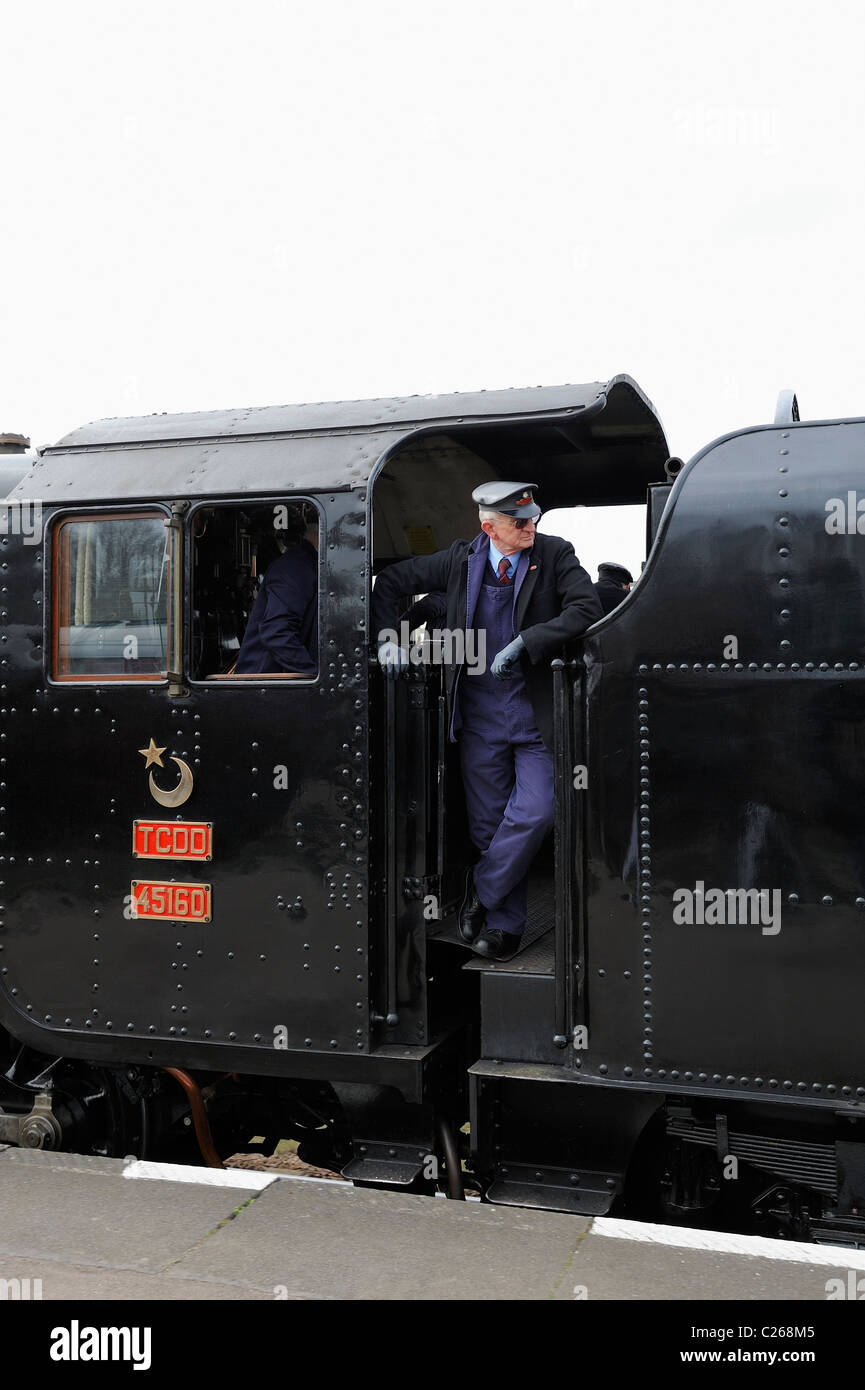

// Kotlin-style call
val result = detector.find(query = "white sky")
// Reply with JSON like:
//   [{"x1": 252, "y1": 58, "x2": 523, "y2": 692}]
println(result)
[{"x1": 3, "y1": 0, "x2": 864, "y2": 577}]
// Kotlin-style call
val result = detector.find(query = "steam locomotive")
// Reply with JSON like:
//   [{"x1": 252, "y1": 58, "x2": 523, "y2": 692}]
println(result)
[{"x1": 1, "y1": 377, "x2": 864, "y2": 1246}]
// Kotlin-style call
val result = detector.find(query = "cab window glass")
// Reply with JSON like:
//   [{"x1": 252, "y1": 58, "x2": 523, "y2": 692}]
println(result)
[
  {"x1": 52, "y1": 513, "x2": 169, "y2": 679},
  {"x1": 191, "y1": 501, "x2": 320, "y2": 680}
]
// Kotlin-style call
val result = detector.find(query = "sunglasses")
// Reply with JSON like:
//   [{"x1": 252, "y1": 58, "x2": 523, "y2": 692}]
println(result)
[{"x1": 510, "y1": 514, "x2": 539, "y2": 530}]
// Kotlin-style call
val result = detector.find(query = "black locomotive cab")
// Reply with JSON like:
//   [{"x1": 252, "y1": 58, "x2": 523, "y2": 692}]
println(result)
[
  {"x1": 366, "y1": 381, "x2": 669, "y2": 1051},
  {"x1": 0, "y1": 378, "x2": 668, "y2": 1178},
  {"x1": 6, "y1": 379, "x2": 865, "y2": 1244}
]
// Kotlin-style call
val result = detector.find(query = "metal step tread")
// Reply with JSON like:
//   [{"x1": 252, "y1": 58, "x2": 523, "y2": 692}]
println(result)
[
  {"x1": 462, "y1": 929, "x2": 554, "y2": 975},
  {"x1": 430, "y1": 876, "x2": 556, "y2": 974}
]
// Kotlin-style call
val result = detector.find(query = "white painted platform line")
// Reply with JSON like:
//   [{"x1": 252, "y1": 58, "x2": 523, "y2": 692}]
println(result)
[
  {"x1": 122, "y1": 1159, "x2": 277, "y2": 1190},
  {"x1": 272, "y1": 1172, "x2": 354, "y2": 1187},
  {"x1": 593, "y1": 1216, "x2": 865, "y2": 1269}
]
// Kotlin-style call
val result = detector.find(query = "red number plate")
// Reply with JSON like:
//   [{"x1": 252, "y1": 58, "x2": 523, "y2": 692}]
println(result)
[
  {"x1": 131, "y1": 880, "x2": 212, "y2": 922},
  {"x1": 133, "y1": 820, "x2": 213, "y2": 861}
]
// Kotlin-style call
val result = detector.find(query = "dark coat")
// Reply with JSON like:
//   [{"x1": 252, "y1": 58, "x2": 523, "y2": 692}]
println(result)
[
  {"x1": 371, "y1": 531, "x2": 602, "y2": 749},
  {"x1": 594, "y1": 577, "x2": 629, "y2": 616},
  {"x1": 235, "y1": 540, "x2": 318, "y2": 674}
]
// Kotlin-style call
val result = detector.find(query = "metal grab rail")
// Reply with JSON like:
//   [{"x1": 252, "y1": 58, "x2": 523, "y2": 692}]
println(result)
[
  {"x1": 381, "y1": 674, "x2": 400, "y2": 1026},
  {"x1": 552, "y1": 660, "x2": 572, "y2": 1047},
  {"x1": 165, "y1": 500, "x2": 188, "y2": 698},
  {"x1": 373, "y1": 656, "x2": 445, "y2": 1032},
  {"x1": 552, "y1": 659, "x2": 586, "y2": 1051}
]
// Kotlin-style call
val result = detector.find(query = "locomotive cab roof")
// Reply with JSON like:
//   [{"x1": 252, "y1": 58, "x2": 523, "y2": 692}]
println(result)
[{"x1": 13, "y1": 375, "x2": 669, "y2": 515}]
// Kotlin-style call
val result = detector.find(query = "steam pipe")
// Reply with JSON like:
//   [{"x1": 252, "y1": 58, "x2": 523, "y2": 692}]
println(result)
[{"x1": 163, "y1": 1067, "x2": 225, "y2": 1168}]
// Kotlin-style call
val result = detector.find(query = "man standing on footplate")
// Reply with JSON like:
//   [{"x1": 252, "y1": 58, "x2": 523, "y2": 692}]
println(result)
[{"x1": 373, "y1": 482, "x2": 602, "y2": 961}]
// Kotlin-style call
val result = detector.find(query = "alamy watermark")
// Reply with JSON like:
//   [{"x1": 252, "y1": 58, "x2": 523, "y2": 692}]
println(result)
[
  {"x1": 0, "y1": 500, "x2": 42, "y2": 545},
  {"x1": 378, "y1": 621, "x2": 487, "y2": 672},
  {"x1": 673, "y1": 881, "x2": 781, "y2": 935},
  {"x1": 826, "y1": 1270, "x2": 865, "y2": 1299},
  {"x1": 672, "y1": 103, "x2": 781, "y2": 150},
  {"x1": 0, "y1": 1276, "x2": 42, "y2": 1300},
  {"x1": 825, "y1": 493, "x2": 865, "y2": 534},
  {"x1": 49, "y1": 1321, "x2": 151, "y2": 1370}
]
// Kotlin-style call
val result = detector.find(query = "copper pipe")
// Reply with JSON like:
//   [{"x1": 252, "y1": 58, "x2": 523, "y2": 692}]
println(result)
[{"x1": 163, "y1": 1067, "x2": 225, "y2": 1169}]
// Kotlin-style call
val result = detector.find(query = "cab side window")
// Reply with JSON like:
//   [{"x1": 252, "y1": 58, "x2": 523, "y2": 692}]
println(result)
[
  {"x1": 52, "y1": 512, "x2": 169, "y2": 680},
  {"x1": 191, "y1": 500, "x2": 320, "y2": 680}
]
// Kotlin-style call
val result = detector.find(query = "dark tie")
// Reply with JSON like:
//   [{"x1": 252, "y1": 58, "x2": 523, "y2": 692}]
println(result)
[{"x1": 498, "y1": 558, "x2": 511, "y2": 585}]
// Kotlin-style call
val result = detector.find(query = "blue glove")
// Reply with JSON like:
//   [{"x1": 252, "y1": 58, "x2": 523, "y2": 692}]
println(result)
[
  {"x1": 491, "y1": 634, "x2": 526, "y2": 679},
  {"x1": 378, "y1": 640, "x2": 409, "y2": 680}
]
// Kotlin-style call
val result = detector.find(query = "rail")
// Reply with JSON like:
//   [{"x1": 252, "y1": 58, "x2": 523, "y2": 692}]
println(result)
[
  {"x1": 381, "y1": 675, "x2": 400, "y2": 1026},
  {"x1": 552, "y1": 659, "x2": 587, "y2": 1051}
]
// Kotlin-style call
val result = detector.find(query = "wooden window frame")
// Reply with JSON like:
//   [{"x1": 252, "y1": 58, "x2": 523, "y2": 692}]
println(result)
[{"x1": 51, "y1": 509, "x2": 171, "y2": 684}]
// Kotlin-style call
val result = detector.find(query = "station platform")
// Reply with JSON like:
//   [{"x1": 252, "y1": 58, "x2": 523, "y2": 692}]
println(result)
[{"x1": 1, "y1": 1144, "x2": 862, "y2": 1303}]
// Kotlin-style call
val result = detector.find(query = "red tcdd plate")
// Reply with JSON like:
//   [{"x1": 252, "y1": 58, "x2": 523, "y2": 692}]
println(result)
[
  {"x1": 133, "y1": 820, "x2": 212, "y2": 861},
  {"x1": 131, "y1": 880, "x2": 212, "y2": 922}
]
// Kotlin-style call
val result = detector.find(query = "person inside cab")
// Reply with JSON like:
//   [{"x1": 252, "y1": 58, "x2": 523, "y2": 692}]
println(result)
[
  {"x1": 594, "y1": 561, "x2": 633, "y2": 616},
  {"x1": 234, "y1": 503, "x2": 319, "y2": 675}
]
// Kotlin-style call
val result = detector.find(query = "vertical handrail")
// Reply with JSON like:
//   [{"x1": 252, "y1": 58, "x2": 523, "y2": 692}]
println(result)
[
  {"x1": 435, "y1": 681, "x2": 447, "y2": 897},
  {"x1": 165, "y1": 500, "x2": 188, "y2": 698},
  {"x1": 552, "y1": 660, "x2": 572, "y2": 1047},
  {"x1": 382, "y1": 675, "x2": 400, "y2": 1025},
  {"x1": 571, "y1": 660, "x2": 588, "y2": 1037}
]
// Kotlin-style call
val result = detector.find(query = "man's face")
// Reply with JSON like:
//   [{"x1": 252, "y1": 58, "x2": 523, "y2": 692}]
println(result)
[{"x1": 481, "y1": 512, "x2": 537, "y2": 556}]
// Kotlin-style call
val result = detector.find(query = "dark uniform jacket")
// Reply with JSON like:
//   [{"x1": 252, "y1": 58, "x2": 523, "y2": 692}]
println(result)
[
  {"x1": 594, "y1": 577, "x2": 629, "y2": 616},
  {"x1": 236, "y1": 539, "x2": 318, "y2": 674},
  {"x1": 371, "y1": 531, "x2": 602, "y2": 750}
]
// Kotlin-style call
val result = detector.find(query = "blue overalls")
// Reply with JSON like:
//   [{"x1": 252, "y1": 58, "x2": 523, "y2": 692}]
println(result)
[{"x1": 457, "y1": 550, "x2": 554, "y2": 937}]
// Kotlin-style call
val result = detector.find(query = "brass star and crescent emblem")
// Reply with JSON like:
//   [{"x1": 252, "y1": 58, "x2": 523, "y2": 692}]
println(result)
[
  {"x1": 138, "y1": 738, "x2": 194, "y2": 807},
  {"x1": 138, "y1": 739, "x2": 167, "y2": 769}
]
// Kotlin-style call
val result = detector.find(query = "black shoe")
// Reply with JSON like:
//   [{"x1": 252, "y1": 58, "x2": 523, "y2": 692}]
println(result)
[
  {"x1": 472, "y1": 928, "x2": 521, "y2": 962},
  {"x1": 459, "y1": 869, "x2": 486, "y2": 943}
]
